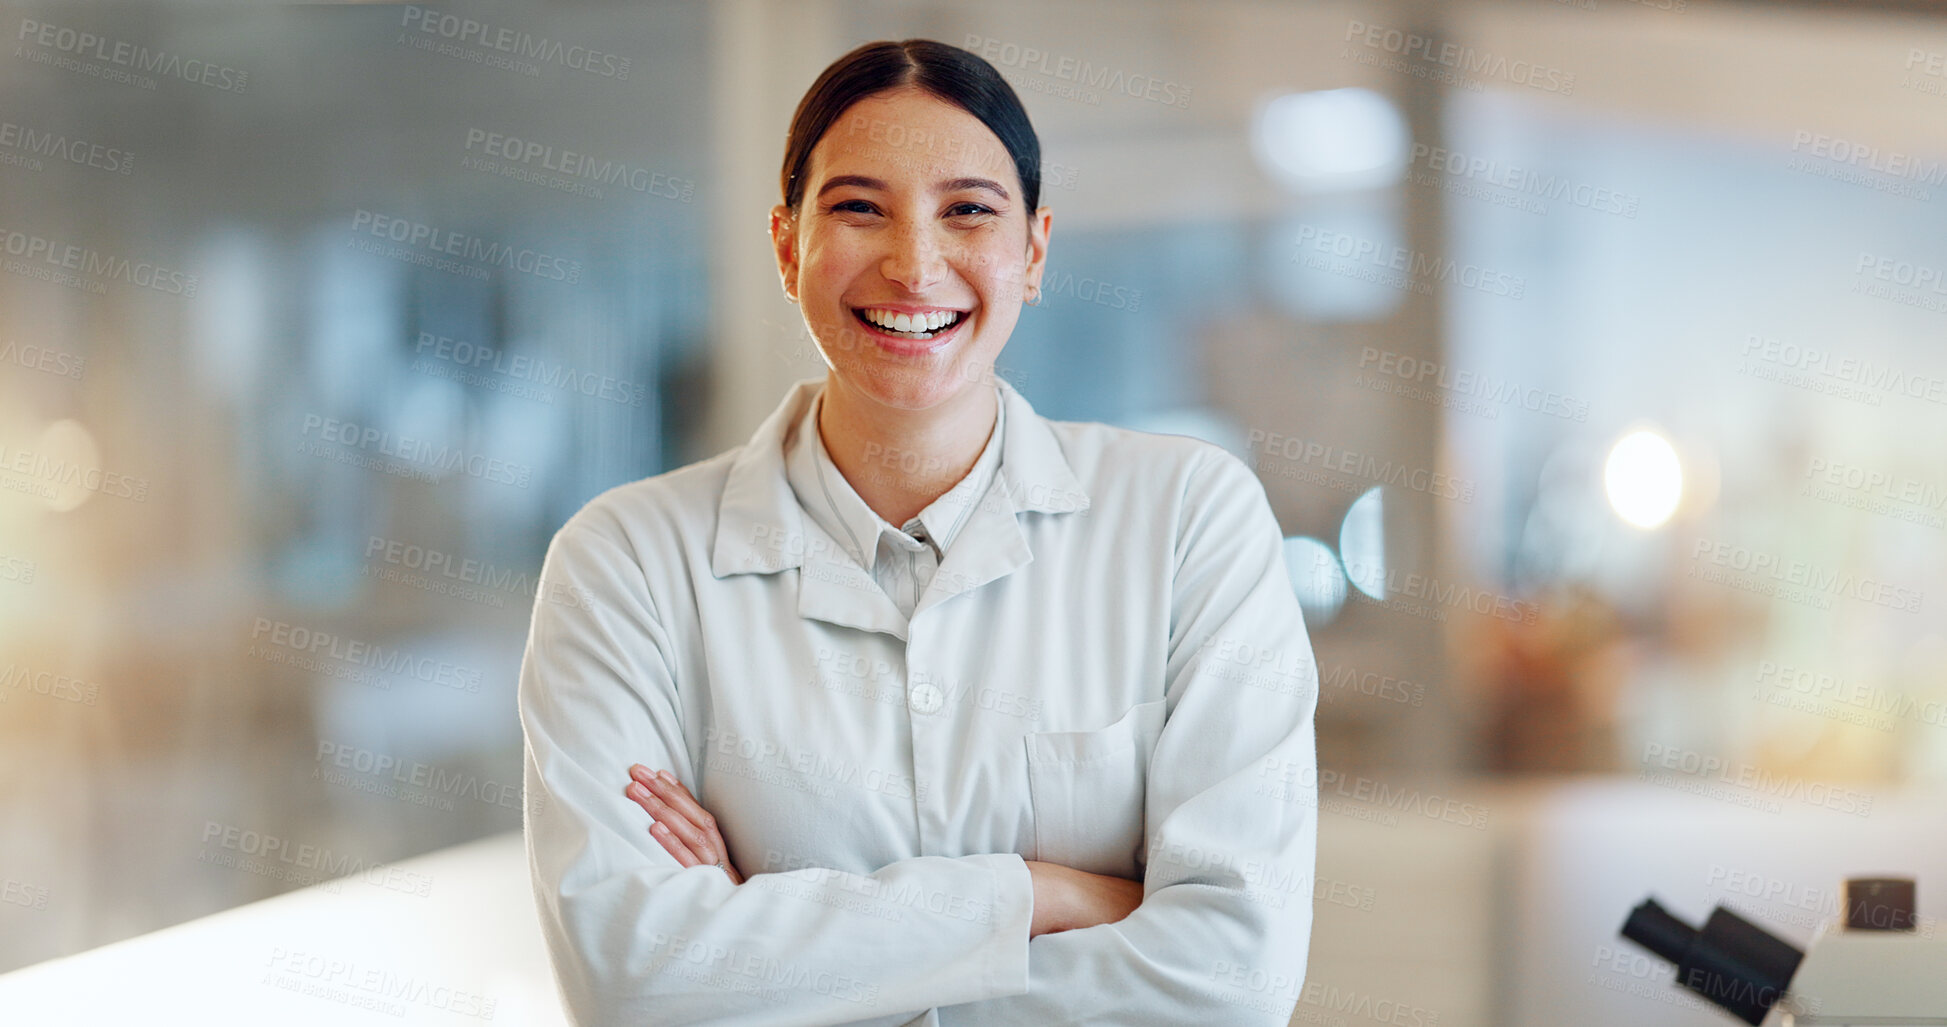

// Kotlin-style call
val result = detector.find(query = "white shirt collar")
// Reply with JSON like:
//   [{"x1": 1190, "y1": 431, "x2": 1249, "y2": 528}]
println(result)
[
  {"x1": 782, "y1": 382, "x2": 1005, "y2": 574},
  {"x1": 710, "y1": 375, "x2": 1089, "y2": 580}
]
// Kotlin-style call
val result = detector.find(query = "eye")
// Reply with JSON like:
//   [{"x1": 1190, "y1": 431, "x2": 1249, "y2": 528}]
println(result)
[
  {"x1": 826, "y1": 199, "x2": 878, "y2": 215},
  {"x1": 947, "y1": 203, "x2": 995, "y2": 217}
]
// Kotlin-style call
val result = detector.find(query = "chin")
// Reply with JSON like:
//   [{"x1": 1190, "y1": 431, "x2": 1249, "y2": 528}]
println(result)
[{"x1": 841, "y1": 361, "x2": 975, "y2": 412}]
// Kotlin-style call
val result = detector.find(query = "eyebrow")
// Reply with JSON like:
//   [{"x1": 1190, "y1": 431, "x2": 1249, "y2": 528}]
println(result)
[{"x1": 815, "y1": 174, "x2": 1011, "y2": 201}]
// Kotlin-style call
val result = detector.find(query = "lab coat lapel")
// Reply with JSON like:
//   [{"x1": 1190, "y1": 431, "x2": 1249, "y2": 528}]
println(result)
[
  {"x1": 914, "y1": 380, "x2": 1090, "y2": 618},
  {"x1": 796, "y1": 526, "x2": 909, "y2": 640},
  {"x1": 710, "y1": 378, "x2": 821, "y2": 577},
  {"x1": 711, "y1": 377, "x2": 909, "y2": 639}
]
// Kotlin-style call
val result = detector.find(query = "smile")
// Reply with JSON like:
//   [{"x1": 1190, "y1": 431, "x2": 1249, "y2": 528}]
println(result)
[{"x1": 851, "y1": 306, "x2": 968, "y2": 342}]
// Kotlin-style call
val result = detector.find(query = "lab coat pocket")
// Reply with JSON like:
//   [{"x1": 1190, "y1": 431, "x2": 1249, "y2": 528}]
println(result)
[{"x1": 1023, "y1": 699, "x2": 1167, "y2": 878}]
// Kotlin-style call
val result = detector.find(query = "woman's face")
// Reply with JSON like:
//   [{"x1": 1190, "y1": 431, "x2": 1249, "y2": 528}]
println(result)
[{"x1": 771, "y1": 86, "x2": 1051, "y2": 415}]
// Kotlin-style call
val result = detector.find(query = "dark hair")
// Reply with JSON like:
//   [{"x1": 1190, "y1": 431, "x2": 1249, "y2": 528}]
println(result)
[{"x1": 779, "y1": 39, "x2": 1041, "y2": 221}]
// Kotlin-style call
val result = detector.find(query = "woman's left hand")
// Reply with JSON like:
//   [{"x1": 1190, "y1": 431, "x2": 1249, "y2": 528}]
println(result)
[{"x1": 624, "y1": 765, "x2": 744, "y2": 884}]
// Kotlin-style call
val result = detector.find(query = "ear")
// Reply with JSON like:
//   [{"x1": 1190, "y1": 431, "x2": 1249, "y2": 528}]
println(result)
[
  {"x1": 1021, "y1": 205, "x2": 1053, "y2": 301},
  {"x1": 769, "y1": 203, "x2": 800, "y2": 303}
]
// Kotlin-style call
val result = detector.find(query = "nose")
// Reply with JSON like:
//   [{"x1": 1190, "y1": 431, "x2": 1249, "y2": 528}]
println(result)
[{"x1": 880, "y1": 218, "x2": 947, "y2": 293}]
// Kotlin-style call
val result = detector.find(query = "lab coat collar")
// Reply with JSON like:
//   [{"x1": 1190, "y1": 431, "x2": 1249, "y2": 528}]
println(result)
[
  {"x1": 710, "y1": 378, "x2": 824, "y2": 579},
  {"x1": 709, "y1": 375, "x2": 1090, "y2": 631},
  {"x1": 990, "y1": 376, "x2": 1091, "y2": 518}
]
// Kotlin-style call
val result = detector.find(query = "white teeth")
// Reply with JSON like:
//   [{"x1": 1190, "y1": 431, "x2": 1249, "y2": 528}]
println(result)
[{"x1": 860, "y1": 308, "x2": 961, "y2": 334}]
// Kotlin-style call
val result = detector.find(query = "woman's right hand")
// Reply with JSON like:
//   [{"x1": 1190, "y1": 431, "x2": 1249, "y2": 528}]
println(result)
[
  {"x1": 1025, "y1": 860, "x2": 1144, "y2": 938},
  {"x1": 625, "y1": 764, "x2": 745, "y2": 885}
]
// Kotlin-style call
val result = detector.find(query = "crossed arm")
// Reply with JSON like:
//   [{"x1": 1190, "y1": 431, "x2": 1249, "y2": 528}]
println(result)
[{"x1": 621, "y1": 763, "x2": 1146, "y2": 937}]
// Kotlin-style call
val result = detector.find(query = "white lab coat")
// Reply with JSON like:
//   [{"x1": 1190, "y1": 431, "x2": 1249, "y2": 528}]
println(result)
[{"x1": 519, "y1": 376, "x2": 1320, "y2": 1026}]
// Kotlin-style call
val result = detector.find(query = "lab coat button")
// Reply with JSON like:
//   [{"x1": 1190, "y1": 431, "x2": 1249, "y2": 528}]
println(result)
[{"x1": 909, "y1": 679, "x2": 943, "y2": 715}]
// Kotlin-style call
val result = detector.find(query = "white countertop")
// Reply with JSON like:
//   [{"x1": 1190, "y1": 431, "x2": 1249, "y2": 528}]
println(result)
[
  {"x1": 8, "y1": 782, "x2": 1942, "y2": 1026},
  {"x1": 0, "y1": 830, "x2": 569, "y2": 1026}
]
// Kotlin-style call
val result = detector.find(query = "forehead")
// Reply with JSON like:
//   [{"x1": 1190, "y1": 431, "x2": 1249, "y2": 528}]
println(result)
[{"x1": 809, "y1": 88, "x2": 1018, "y2": 187}]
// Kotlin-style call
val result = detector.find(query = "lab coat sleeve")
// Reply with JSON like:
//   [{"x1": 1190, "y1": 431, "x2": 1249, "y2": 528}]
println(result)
[
  {"x1": 520, "y1": 515, "x2": 1035, "y2": 1027},
  {"x1": 942, "y1": 447, "x2": 1319, "y2": 1026}
]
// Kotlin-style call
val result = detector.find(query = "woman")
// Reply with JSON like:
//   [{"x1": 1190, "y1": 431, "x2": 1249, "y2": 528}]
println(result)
[{"x1": 519, "y1": 38, "x2": 1319, "y2": 1026}]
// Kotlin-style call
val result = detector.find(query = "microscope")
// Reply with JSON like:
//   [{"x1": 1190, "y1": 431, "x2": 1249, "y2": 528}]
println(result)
[{"x1": 1618, "y1": 876, "x2": 1947, "y2": 1025}]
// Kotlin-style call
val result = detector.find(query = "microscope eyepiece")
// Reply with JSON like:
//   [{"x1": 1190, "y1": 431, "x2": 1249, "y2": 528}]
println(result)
[
  {"x1": 1617, "y1": 897, "x2": 1804, "y2": 1026},
  {"x1": 1621, "y1": 897, "x2": 1696, "y2": 964}
]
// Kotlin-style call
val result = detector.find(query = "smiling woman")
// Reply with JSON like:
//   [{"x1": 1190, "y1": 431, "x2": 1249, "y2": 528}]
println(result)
[
  {"x1": 518, "y1": 37, "x2": 1320, "y2": 1027},
  {"x1": 767, "y1": 42, "x2": 1054, "y2": 526}
]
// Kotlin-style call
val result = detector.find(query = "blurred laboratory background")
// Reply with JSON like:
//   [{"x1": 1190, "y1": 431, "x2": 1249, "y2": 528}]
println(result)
[{"x1": 2, "y1": 0, "x2": 1945, "y2": 1024}]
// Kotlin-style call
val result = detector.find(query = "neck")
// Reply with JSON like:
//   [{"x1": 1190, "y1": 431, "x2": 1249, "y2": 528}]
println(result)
[{"x1": 817, "y1": 374, "x2": 998, "y2": 527}]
